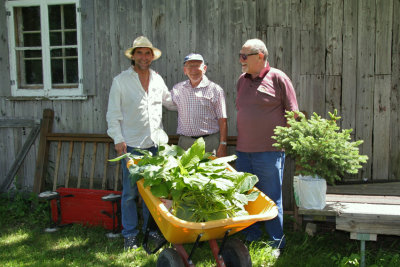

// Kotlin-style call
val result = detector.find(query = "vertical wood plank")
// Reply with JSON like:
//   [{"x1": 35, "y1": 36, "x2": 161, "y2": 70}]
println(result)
[
  {"x1": 301, "y1": 0, "x2": 315, "y2": 30},
  {"x1": 325, "y1": 75, "x2": 342, "y2": 116},
  {"x1": 89, "y1": 142, "x2": 97, "y2": 189},
  {"x1": 375, "y1": 0, "x2": 393, "y2": 75},
  {"x1": 356, "y1": 0, "x2": 376, "y2": 180},
  {"x1": 342, "y1": 0, "x2": 358, "y2": 132},
  {"x1": 389, "y1": 0, "x2": 400, "y2": 180},
  {"x1": 265, "y1": 26, "x2": 292, "y2": 75},
  {"x1": 65, "y1": 141, "x2": 74, "y2": 188},
  {"x1": 373, "y1": 75, "x2": 391, "y2": 180},
  {"x1": 114, "y1": 161, "x2": 120, "y2": 191},
  {"x1": 326, "y1": 0, "x2": 343, "y2": 75},
  {"x1": 312, "y1": 0, "x2": 326, "y2": 75},
  {"x1": 52, "y1": 141, "x2": 62, "y2": 191},
  {"x1": 77, "y1": 142, "x2": 85, "y2": 188},
  {"x1": 290, "y1": 0, "x2": 302, "y2": 100},
  {"x1": 299, "y1": 75, "x2": 325, "y2": 117},
  {"x1": 102, "y1": 143, "x2": 110, "y2": 189}
]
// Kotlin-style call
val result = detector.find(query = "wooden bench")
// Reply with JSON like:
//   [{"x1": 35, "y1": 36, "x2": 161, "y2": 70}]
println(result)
[
  {"x1": 33, "y1": 109, "x2": 239, "y2": 193},
  {"x1": 32, "y1": 109, "x2": 240, "y2": 232},
  {"x1": 294, "y1": 182, "x2": 400, "y2": 266}
]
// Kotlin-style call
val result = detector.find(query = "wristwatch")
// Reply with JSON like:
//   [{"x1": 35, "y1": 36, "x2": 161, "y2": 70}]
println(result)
[{"x1": 220, "y1": 141, "x2": 227, "y2": 145}]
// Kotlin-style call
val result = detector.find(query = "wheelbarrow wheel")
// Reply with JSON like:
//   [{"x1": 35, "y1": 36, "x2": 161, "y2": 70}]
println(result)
[
  {"x1": 157, "y1": 248, "x2": 185, "y2": 267},
  {"x1": 221, "y1": 238, "x2": 252, "y2": 267}
]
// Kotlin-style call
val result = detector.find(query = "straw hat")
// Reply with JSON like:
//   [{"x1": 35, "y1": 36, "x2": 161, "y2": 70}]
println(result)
[{"x1": 124, "y1": 36, "x2": 162, "y2": 60}]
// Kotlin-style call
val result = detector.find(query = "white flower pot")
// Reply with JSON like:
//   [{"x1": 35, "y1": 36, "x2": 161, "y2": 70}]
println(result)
[{"x1": 293, "y1": 175, "x2": 327, "y2": 209}]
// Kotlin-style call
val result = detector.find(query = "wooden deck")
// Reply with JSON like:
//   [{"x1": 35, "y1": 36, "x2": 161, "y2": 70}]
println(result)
[{"x1": 298, "y1": 182, "x2": 400, "y2": 237}]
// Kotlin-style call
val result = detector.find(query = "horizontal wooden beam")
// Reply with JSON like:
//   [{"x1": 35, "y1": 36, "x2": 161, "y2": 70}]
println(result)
[{"x1": 0, "y1": 119, "x2": 40, "y2": 128}]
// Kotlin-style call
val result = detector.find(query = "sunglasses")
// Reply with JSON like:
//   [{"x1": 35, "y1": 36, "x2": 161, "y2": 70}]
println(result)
[{"x1": 239, "y1": 53, "x2": 258, "y2": 60}]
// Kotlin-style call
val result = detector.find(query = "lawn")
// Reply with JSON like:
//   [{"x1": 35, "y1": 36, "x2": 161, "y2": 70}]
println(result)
[{"x1": 1, "y1": 191, "x2": 399, "y2": 266}]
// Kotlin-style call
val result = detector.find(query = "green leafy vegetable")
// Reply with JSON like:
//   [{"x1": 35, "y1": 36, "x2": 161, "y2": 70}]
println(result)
[{"x1": 123, "y1": 138, "x2": 259, "y2": 222}]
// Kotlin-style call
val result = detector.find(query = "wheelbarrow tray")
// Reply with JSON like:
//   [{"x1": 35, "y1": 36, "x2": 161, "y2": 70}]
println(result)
[{"x1": 137, "y1": 179, "x2": 278, "y2": 244}]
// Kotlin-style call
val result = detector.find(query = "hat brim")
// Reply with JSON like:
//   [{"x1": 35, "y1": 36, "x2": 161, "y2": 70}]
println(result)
[{"x1": 124, "y1": 47, "x2": 162, "y2": 61}]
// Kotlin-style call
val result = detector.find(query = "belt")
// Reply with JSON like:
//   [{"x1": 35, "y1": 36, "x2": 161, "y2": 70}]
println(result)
[{"x1": 188, "y1": 134, "x2": 210, "y2": 139}]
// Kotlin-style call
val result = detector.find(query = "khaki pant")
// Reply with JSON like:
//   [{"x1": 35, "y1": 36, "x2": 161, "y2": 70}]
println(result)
[{"x1": 178, "y1": 132, "x2": 220, "y2": 154}]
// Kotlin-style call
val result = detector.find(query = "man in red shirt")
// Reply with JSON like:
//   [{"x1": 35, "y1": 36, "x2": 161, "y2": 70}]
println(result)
[{"x1": 236, "y1": 39, "x2": 298, "y2": 254}]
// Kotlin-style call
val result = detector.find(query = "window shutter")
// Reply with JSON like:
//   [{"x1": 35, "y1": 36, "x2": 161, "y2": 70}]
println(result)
[
  {"x1": 0, "y1": 5, "x2": 11, "y2": 97},
  {"x1": 81, "y1": 0, "x2": 96, "y2": 96}
]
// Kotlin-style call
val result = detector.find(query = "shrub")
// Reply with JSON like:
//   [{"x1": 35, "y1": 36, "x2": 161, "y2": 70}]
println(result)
[{"x1": 272, "y1": 110, "x2": 368, "y2": 185}]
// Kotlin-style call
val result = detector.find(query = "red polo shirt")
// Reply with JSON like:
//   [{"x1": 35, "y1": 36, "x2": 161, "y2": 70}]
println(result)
[{"x1": 236, "y1": 65, "x2": 298, "y2": 152}]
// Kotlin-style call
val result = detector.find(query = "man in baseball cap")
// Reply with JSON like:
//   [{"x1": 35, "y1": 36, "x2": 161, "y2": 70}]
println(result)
[{"x1": 171, "y1": 53, "x2": 228, "y2": 157}]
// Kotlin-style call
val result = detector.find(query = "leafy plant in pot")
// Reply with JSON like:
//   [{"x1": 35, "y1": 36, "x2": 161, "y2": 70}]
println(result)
[{"x1": 272, "y1": 110, "x2": 368, "y2": 209}]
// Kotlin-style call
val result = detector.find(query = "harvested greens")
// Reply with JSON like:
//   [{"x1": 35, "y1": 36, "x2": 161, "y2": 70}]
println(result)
[{"x1": 112, "y1": 138, "x2": 259, "y2": 222}]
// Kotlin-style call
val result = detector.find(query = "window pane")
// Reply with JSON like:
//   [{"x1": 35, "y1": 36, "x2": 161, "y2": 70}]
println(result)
[
  {"x1": 16, "y1": 50, "x2": 43, "y2": 87},
  {"x1": 48, "y1": 5, "x2": 61, "y2": 30},
  {"x1": 50, "y1": 47, "x2": 78, "y2": 86},
  {"x1": 51, "y1": 49, "x2": 62, "y2": 58},
  {"x1": 21, "y1": 7, "x2": 40, "y2": 31},
  {"x1": 14, "y1": 6, "x2": 41, "y2": 47},
  {"x1": 51, "y1": 59, "x2": 63, "y2": 84},
  {"x1": 50, "y1": 31, "x2": 62, "y2": 46},
  {"x1": 26, "y1": 59, "x2": 43, "y2": 84},
  {"x1": 65, "y1": 31, "x2": 77, "y2": 45},
  {"x1": 64, "y1": 5, "x2": 77, "y2": 29},
  {"x1": 66, "y1": 59, "x2": 78, "y2": 83},
  {"x1": 23, "y1": 33, "x2": 41, "y2": 47},
  {"x1": 66, "y1": 48, "x2": 77, "y2": 57}
]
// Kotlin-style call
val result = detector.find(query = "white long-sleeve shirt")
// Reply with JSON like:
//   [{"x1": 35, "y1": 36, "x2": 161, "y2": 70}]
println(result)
[{"x1": 106, "y1": 67, "x2": 176, "y2": 148}]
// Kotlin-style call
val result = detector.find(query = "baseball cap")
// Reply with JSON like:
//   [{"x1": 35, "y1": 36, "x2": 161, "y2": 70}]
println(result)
[{"x1": 183, "y1": 53, "x2": 204, "y2": 64}]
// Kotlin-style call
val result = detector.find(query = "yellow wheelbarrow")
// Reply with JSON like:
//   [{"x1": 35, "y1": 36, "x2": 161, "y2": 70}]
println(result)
[{"x1": 137, "y1": 177, "x2": 278, "y2": 267}]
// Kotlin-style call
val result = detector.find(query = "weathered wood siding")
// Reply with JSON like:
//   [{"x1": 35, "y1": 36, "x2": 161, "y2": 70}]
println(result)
[{"x1": 1, "y1": 0, "x2": 400, "y2": 210}]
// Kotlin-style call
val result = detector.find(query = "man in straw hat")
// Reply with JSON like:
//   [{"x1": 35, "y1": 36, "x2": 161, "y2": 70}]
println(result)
[{"x1": 106, "y1": 36, "x2": 176, "y2": 250}]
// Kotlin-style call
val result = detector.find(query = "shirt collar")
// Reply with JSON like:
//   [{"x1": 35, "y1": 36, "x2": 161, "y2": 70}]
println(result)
[
  {"x1": 244, "y1": 62, "x2": 271, "y2": 79},
  {"x1": 129, "y1": 66, "x2": 154, "y2": 77},
  {"x1": 186, "y1": 75, "x2": 210, "y2": 89}
]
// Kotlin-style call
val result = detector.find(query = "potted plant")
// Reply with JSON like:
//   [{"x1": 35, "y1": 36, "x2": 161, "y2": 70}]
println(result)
[{"x1": 272, "y1": 110, "x2": 368, "y2": 209}]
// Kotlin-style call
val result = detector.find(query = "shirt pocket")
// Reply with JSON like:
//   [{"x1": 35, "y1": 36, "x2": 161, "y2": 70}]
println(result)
[{"x1": 257, "y1": 82, "x2": 276, "y2": 97}]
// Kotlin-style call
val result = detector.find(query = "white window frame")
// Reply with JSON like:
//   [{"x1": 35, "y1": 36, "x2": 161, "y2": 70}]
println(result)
[{"x1": 6, "y1": 0, "x2": 85, "y2": 100}]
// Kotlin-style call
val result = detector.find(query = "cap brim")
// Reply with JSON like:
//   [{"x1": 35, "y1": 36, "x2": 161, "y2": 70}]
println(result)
[{"x1": 124, "y1": 47, "x2": 162, "y2": 61}]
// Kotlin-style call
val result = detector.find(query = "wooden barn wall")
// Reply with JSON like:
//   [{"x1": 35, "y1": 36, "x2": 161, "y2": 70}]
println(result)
[{"x1": 1, "y1": 0, "x2": 399, "y2": 210}]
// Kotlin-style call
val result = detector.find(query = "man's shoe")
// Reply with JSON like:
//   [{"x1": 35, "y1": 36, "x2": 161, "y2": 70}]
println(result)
[
  {"x1": 124, "y1": 236, "x2": 138, "y2": 250},
  {"x1": 149, "y1": 231, "x2": 166, "y2": 247}
]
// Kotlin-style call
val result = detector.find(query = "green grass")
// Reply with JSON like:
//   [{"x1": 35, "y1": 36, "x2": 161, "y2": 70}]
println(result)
[{"x1": 1, "y1": 191, "x2": 399, "y2": 266}]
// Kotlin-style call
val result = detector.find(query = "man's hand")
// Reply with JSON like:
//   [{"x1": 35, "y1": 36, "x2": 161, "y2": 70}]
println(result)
[
  {"x1": 115, "y1": 142, "x2": 127, "y2": 156},
  {"x1": 216, "y1": 144, "x2": 227, "y2": 157}
]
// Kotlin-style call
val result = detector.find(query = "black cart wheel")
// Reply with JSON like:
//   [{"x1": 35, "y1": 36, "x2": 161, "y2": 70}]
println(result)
[
  {"x1": 221, "y1": 238, "x2": 252, "y2": 267},
  {"x1": 157, "y1": 248, "x2": 185, "y2": 267}
]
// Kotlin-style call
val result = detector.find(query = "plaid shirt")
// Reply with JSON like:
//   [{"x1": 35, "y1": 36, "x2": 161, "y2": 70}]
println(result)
[{"x1": 171, "y1": 75, "x2": 227, "y2": 136}]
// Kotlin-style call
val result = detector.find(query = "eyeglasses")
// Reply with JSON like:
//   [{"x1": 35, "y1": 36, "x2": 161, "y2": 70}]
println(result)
[{"x1": 239, "y1": 53, "x2": 258, "y2": 60}]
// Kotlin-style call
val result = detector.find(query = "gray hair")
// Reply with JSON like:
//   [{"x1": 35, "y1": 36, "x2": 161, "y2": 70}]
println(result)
[{"x1": 243, "y1": 39, "x2": 269, "y2": 61}]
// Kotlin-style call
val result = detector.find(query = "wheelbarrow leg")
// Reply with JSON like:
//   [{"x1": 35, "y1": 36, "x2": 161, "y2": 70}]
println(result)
[
  {"x1": 209, "y1": 230, "x2": 230, "y2": 267},
  {"x1": 173, "y1": 233, "x2": 203, "y2": 267},
  {"x1": 174, "y1": 244, "x2": 195, "y2": 267},
  {"x1": 209, "y1": 240, "x2": 226, "y2": 267}
]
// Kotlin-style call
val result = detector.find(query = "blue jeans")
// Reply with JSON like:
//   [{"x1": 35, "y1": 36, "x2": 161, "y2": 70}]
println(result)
[
  {"x1": 121, "y1": 146, "x2": 158, "y2": 238},
  {"x1": 236, "y1": 151, "x2": 286, "y2": 248}
]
